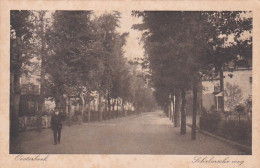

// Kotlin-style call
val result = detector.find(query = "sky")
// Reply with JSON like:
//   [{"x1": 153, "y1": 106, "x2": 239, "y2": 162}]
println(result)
[
  {"x1": 94, "y1": 11, "x2": 145, "y2": 61},
  {"x1": 117, "y1": 11, "x2": 144, "y2": 60}
]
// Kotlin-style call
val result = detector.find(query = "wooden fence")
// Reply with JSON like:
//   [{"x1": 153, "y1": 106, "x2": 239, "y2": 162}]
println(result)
[{"x1": 18, "y1": 115, "x2": 51, "y2": 131}]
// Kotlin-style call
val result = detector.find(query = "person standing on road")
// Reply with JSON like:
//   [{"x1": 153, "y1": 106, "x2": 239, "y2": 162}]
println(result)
[{"x1": 51, "y1": 108, "x2": 63, "y2": 145}]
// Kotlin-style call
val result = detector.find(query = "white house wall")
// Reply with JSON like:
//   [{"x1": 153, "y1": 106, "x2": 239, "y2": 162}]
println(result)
[
  {"x1": 223, "y1": 70, "x2": 252, "y2": 101},
  {"x1": 202, "y1": 80, "x2": 220, "y2": 94}
]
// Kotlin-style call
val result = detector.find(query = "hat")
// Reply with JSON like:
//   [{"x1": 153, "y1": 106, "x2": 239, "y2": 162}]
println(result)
[{"x1": 54, "y1": 107, "x2": 61, "y2": 111}]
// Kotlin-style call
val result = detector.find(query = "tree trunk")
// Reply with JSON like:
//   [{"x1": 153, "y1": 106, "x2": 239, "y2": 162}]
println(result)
[
  {"x1": 117, "y1": 102, "x2": 119, "y2": 117},
  {"x1": 37, "y1": 99, "x2": 44, "y2": 131},
  {"x1": 238, "y1": 113, "x2": 241, "y2": 126},
  {"x1": 36, "y1": 13, "x2": 46, "y2": 132},
  {"x1": 170, "y1": 102, "x2": 173, "y2": 120},
  {"x1": 192, "y1": 77, "x2": 198, "y2": 140},
  {"x1": 122, "y1": 99, "x2": 125, "y2": 116},
  {"x1": 220, "y1": 69, "x2": 224, "y2": 112},
  {"x1": 111, "y1": 98, "x2": 114, "y2": 118},
  {"x1": 82, "y1": 101, "x2": 87, "y2": 123},
  {"x1": 10, "y1": 37, "x2": 22, "y2": 139},
  {"x1": 171, "y1": 94, "x2": 175, "y2": 123},
  {"x1": 171, "y1": 95, "x2": 174, "y2": 122},
  {"x1": 104, "y1": 96, "x2": 108, "y2": 120},
  {"x1": 168, "y1": 94, "x2": 172, "y2": 120},
  {"x1": 87, "y1": 102, "x2": 91, "y2": 122},
  {"x1": 10, "y1": 71, "x2": 20, "y2": 139},
  {"x1": 168, "y1": 103, "x2": 171, "y2": 119},
  {"x1": 107, "y1": 93, "x2": 111, "y2": 118},
  {"x1": 164, "y1": 105, "x2": 168, "y2": 116},
  {"x1": 37, "y1": 62, "x2": 45, "y2": 132},
  {"x1": 116, "y1": 98, "x2": 119, "y2": 117},
  {"x1": 174, "y1": 90, "x2": 181, "y2": 127},
  {"x1": 68, "y1": 97, "x2": 72, "y2": 126},
  {"x1": 10, "y1": 94, "x2": 20, "y2": 139},
  {"x1": 198, "y1": 76, "x2": 203, "y2": 116},
  {"x1": 181, "y1": 88, "x2": 186, "y2": 135},
  {"x1": 112, "y1": 99, "x2": 115, "y2": 111},
  {"x1": 98, "y1": 93, "x2": 103, "y2": 121},
  {"x1": 65, "y1": 97, "x2": 69, "y2": 115},
  {"x1": 114, "y1": 98, "x2": 117, "y2": 117},
  {"x1": 79, "y1": 93, "x2": 84, "y2": 124}
]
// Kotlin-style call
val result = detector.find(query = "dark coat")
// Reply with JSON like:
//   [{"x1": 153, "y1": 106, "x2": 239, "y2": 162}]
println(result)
[{"x1": 51, "y1": 113, "x2": 63, "y2": 130}]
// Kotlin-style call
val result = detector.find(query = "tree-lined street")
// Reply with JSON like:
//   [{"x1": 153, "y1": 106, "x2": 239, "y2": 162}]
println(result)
[
  {"x1": 10, "y1": 10, "x2": 252, "y2": 154},
  {"x1": 11, "y1": 111, "x2": 246, "y2": 154}
]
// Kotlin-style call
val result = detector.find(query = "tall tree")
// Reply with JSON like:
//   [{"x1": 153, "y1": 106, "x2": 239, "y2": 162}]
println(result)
[
  {"x1": 35, "y1": 11, "x2": 49, "y2": 132},
  {"x1": 46, "y1": 11, "x2": 103, "y2": 117},
  {"x1": 96, "y1": 12, "x2": 130, "y2": 118},
  {"x1": 10, "y1": 10, "x2": 34, "y2": 138}
]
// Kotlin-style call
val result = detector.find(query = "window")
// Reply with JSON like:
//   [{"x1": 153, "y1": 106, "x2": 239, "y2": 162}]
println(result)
[
  {"x1": 249, "y1": 77, "x2": 252, "y2": 83},
  {"x1": 28, "y1": 101, "x2": 36, "y2": 116}
]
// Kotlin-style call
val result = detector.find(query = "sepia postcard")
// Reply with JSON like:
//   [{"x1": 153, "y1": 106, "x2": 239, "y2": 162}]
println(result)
[{"x1": 0, "y1": 0, "x2": 260, "y2": 168}]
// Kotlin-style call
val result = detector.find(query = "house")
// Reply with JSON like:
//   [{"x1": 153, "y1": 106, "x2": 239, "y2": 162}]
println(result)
[
  {"x1": 19, "y1": 74, "x2": 55, "y2": 117},
  {"x1": 202, "y1": 68, "x2": 252, "y2": 112},
  {"x1": 18, "y1": 74, "x2": 55, "y2": 131}
]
